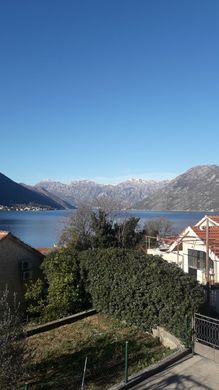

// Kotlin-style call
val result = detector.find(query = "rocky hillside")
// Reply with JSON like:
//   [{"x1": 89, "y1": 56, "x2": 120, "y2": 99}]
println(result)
[
  {"x1": 0, "y1": 172, "x2": 73, "y2": 210},
  {"x1": 136, "y1": 165, "x2": 219, "y2": 211},
  {"x1": 28, "y1": 185, "x2": 74, "y2": 209},
  {"x1": 3, "y1": 165, "x2": 219, "y2": 211},
  {"x1": 36, "y1": 179, "x2": 169, "y2": 208}
]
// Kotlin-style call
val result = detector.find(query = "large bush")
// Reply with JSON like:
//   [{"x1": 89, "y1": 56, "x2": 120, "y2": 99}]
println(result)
[
  {"x1": 79, "y1": 249, "x2": 204, "y2": 339},
  {"x1": 25, "y1": 278, "x2": 45, "y2": 319},
  {"x1": 41, "y1": 249, "x2": 91, "y2": 320},
  {"x1": 25, "y1": 247, "x2": 204, "y2": 340},
  {"x1": 25, "y1": 249, "x2": 91, "y2": 321}
]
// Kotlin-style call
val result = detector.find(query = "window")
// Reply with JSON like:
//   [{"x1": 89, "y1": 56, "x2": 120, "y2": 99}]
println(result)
[
  {"x1": 20, "y1": 259, "x2": 32, "y2": 281},
  {"x1": 188, "y1": 249, "x2": 213, "y2": 270}
]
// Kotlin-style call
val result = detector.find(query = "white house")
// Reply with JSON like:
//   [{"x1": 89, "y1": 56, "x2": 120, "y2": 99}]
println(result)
[{"x1": 148, "y1": 215, "x2": 219, "y2": 286}]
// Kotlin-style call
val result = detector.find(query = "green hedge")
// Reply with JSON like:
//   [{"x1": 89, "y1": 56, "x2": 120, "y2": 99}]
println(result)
[
  {"x1": 80, "y1": 249, "x2": 205, "y2": 340},
  {"x1": 25, "y1": 249, "x2": 91, "y2": 322}
]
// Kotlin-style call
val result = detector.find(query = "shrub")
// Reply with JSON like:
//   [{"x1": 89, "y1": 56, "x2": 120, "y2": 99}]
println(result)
[
  {"x1": 79, "y1": 249, "x2": 204, "y2": 340},
  {"x1": 40, "y1": 249, "x2": 91, "y2": 320},
  {"x1": 0, "y1": 288, "x2": 26, "y2": 389},
  {"x1": 25, "y1": 278, "x2": 46, "y2": 319}
]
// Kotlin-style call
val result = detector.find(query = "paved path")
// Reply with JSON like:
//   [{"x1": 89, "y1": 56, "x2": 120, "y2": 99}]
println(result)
[{"x1": 131, "y1": 354, "x2": 219, "y2": 389}]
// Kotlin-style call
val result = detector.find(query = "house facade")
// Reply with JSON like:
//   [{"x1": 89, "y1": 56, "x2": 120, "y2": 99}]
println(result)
[
  {"x1": 0, "y1": 231, "x2": 44, "y2": 308},
  {"x1": 148, "y1": 215, "x2": 219, "y2": 285},
  {"x1": 148, "y1": 216, "x2": 219, "y2": 311}
]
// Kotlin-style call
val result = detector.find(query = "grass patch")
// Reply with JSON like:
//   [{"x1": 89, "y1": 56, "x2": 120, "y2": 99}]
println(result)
[{"x1": 25, "y1": 313, "x2": 173, "y2": 389}]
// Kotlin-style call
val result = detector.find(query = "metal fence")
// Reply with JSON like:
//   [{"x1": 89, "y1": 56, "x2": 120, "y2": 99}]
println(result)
[{"x1": 194, "y1": 312, "x2": 219, "y2": 349}]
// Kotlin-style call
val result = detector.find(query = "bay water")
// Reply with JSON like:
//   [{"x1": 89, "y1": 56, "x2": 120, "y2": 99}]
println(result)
[{"x1": 0, "y1": 209, "x2": 215, "y2": 248}]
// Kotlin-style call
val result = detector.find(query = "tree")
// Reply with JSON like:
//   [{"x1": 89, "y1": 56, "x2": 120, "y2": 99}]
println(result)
[
  {"x1": 59, "y1": 206, "x2": 146, "y2": 251},
  {"x1": 40, "y1": 249, "x2": 91, "y2": 320},
  {"x1": 93, "y1": 194, "x2": 122, "y2": 215},
  {"x1": 59, "y1": 206, "x2": 118, "y2": 250},
  {"x1": 90, "y1": 209, "x2": 117, "y2": 248},
  {"x1": 144, "y1": 218, "x2": 175, "y2": 248},
  {"x1": 0, "y1": 288, "x2": 26, "y2": 389},
  {"x1": 114, "y1": 217, "x2": 144, "y2": 248},
  {"x1": 59, "y1": 205, "x2": 93, "y2": 250},
  {"x1": 144, "y1": 217, "x2": 174, "y2": 238}
]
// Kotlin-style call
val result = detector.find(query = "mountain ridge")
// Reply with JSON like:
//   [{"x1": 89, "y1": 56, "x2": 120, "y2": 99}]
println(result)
[
  {"x1": 36, "y1": 178, "x2": 169, "y2": 208},
  {"x1": 136, "y1": 165, "x2": 219, "y2": 211},
  {"x1": 2, "y1": 164, "x2": 219, "y2": 211},
  {"x1": 0, "y1": 172, "x2": 74, "y2": 210}
]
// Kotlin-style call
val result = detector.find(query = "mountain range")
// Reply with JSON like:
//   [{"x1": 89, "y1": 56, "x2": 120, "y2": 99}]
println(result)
[
  {"x1": 35, "y1": 165, "x2": 219, "y2": 211},
  {"x1": 1, "y1": 164, "x2": 219, "y2": 211},
  {"x1": 36, "y1": 178, "x2": 168, "y2": 208},
  {"x1": 0, "y1": 172, "x2": 74, "y2": 210},
  {"x1": 136, "y1": 165, "x2": 219, "y2": 211}
]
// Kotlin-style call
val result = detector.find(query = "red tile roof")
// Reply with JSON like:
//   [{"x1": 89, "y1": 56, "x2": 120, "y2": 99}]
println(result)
[
  {"x1": 37, "y1": 247, "x2": 59, "y2": 255},
  {"x1": 208, "y1": 216, "x2": 219, "y2": 224},
  {"x1": 37, "y1": 248, "x2": 52, "y2": 255},
  {"x1": 193, "y1": 226, "x2": 219, "y2": 257},
  {"x1": 0, "y1": 231, "x2": 9, "y2": 240}
]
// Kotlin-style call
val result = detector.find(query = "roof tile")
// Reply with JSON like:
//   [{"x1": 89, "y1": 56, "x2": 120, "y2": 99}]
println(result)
[
  {"x1": 193, "y1": 226, "x2": 219, "y2": 256},
  {"x1": 0, "y1": 231, "x2": 9, "y2": 240}
]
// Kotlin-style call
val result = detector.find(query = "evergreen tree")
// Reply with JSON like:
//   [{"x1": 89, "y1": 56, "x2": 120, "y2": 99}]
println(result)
[
  {"x1": 41, "y1": 249, "x2": 91, "y2": 320},
  {"x1": 90, "y1": 209, "x2": 116, "y2": 248}
]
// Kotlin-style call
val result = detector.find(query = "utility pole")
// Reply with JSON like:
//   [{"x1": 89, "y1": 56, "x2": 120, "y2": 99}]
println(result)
[
  {"x1": 145, "y1": 236, "x2": 147, "y2": 253},
  {"x1": 177, "y1": 243, "x2": 179, "y2": 265},
  {"x1": 205, "y1": 217, "x2": 209, "y2": 284},
  {"x1": 205, "y1": 217, "x2": 210, "y2": 307}
]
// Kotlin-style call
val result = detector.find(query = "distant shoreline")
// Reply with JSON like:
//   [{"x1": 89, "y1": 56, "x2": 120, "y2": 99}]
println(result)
[
  {"x1": 1, "y1": 206, "x2": 218, "y2": 213},
  {"x1": 0, "y1": 205, "x2": 55, "y2": 212}
]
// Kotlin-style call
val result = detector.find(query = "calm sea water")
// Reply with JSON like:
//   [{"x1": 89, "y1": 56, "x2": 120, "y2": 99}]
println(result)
[{"x1": 0, "y1": 209, "x2": 215, "y2": 248}]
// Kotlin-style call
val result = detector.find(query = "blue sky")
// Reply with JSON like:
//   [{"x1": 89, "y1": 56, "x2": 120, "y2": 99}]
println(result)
[{"x1": 1, "y1": 0, "x2": 219, "y2": 184}]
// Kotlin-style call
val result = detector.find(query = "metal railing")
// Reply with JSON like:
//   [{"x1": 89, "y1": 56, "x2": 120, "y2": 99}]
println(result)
[{"x1": 194, "y1": 313, "x2": 219, "y2": 349}]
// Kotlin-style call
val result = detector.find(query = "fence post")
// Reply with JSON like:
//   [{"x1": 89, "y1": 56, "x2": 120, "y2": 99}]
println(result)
[
  {"x1": 191, "y1": 314, "x2": 195, "y2": 355},
  {"x1": 124, "y1": 341, "x2": 129, "y2": 383},
  {"x1": 184, "y1": 315, "x2": 189, "y2": 347},
  {"x1": 81, "y1": 356, "x2": 88, "y2": 390}
]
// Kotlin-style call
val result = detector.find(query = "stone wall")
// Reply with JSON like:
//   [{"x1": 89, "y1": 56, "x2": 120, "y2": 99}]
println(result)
[{"x1": 152, "y1": 326, "x2": 184, "y2": 350}]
